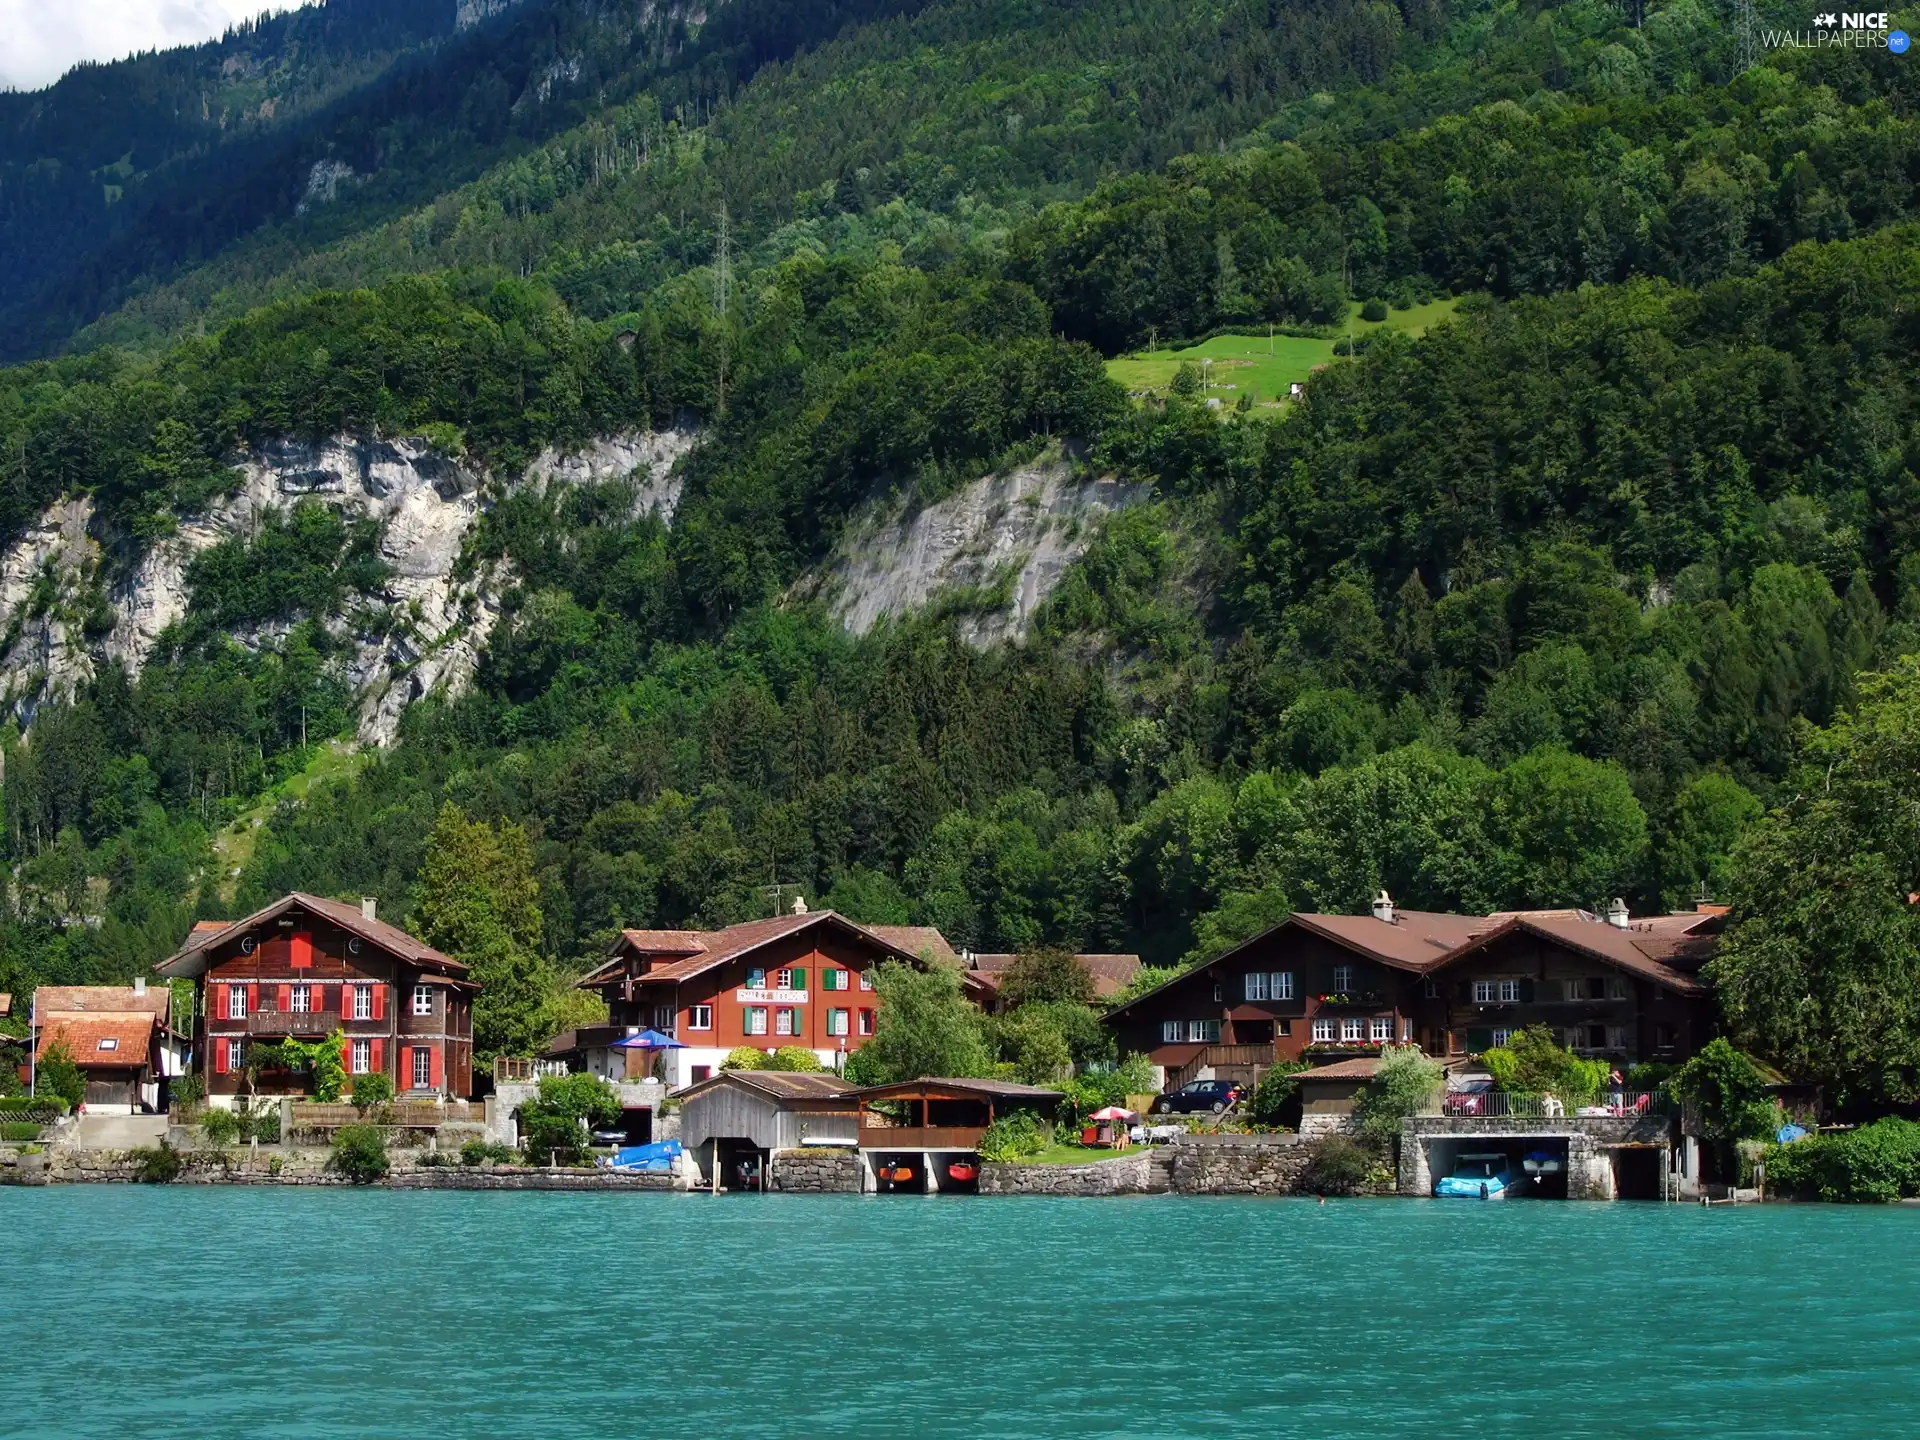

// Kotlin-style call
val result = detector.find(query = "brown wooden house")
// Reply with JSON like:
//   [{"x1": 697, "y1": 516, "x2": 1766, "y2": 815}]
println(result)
[{"x1": 155, "y1": 893, "x2": 477, "y2": 1103}]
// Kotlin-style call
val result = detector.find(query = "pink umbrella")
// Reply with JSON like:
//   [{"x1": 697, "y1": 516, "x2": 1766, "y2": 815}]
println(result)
[{"x1": 1088, "y1": 1106, "x2": 1135, "y2": 1121}]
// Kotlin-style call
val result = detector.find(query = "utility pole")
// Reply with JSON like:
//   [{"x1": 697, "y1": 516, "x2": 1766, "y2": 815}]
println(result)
[
  {"x1": 712, "y1": 202, "x2": 733, "y2": 417},
  {"x1": 1735, "y1": 0, "x2": 1755, "y2": 71}
]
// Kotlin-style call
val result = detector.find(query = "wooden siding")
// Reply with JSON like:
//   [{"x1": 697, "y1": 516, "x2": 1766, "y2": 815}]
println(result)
[{"x1": 681, "y1": 1082, "x2": 857, "y2": 1152}]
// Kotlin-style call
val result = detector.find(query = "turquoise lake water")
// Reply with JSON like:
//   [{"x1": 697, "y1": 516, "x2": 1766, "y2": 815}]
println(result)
[{"x1": 2, "y1": 1189, "x2": 1914, "y2": 1438}]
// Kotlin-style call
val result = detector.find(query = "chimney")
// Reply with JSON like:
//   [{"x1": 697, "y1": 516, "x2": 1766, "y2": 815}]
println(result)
[
  {"x1": 790, "y1": 893, "x2": 808, "y2": 916},
  {"x1": 361, "y1": 896, "x2": 378, "y2": 922},
  {"x1": 133, "y1": 976, "x2": 147, "y2": 997},
  {"x1": 1371, "y1": 890, "x2": 1395, "y2": 924},
  {"x1": 1606, "y1": 898, "x2": 1630, "y2": 929}
]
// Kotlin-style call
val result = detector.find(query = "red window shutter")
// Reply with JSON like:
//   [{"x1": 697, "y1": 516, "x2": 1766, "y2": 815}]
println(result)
[
  {"x1": 430, "y1": 1046, "x2": 443, "y2": 1092},
  {"x1": 371, "y1": 1038, "x2": 384, "y2": 1074},
  {"x1": 290, "y1": 931, "x2": 313, "y2": 968},
  {"x1": 247, "y1": 983, "x2": 259, "y2": 1013},
  {"x1": 277, "y1": 984, "x2": 291, "y2": 1011},
  {"x1": 372, "y1": 984, "x2": 385, "y2": 1021},
  {"x1": 214, "y1": 1041, "x2": 229, "y2": 1075},
  {"x1": 340, "y1": 1036, "x2": 351, "y2": 1072}
]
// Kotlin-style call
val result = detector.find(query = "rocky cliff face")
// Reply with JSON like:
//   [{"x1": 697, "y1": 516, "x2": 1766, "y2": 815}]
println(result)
[
  {"x1": 813, "y1": 461, "x2": 1149, "y2": 645},
  {"x1": 0, "y1": 428, "x2": 695, "y2": 744}
]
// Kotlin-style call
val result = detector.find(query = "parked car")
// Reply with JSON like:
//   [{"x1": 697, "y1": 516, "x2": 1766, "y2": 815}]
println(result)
[
  {"x1": 1434, "y1": 1151, "x2": 1516, "y2": 1199},
  {"x1": 1150, "y1": 1079, "x2": 1245, "y2": 1115}
]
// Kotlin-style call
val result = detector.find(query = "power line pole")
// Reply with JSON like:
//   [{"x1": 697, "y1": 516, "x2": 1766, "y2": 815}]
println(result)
[
  {"x1": 712, "y1": 202, "x2": 733, "y2": 417},
  {"x1": 1735, "y1": 0, "x2": 1756, "y2": 72}
]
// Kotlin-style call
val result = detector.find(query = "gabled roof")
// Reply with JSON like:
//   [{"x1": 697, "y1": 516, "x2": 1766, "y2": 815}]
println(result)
[
  {"x1": 36, "y1": 1012, "x2": 158, "y2": 1068},
  {"x1": 1435, "y1": 913, "x2": 1709, "y2": 995},
  {"x1": 581, "y1": 911, "x2": 984, "y2": 992},
  {"x1": 843, "y1": 1077, "x2": 1065, "y2": 1103},
  {"x1": 865, "y1": 926, "x2": 960, "y2": 966},
  {"x1": 967, "y1": 953, "x2": 1144, "y2": 1001},
  {"x1": 1295, "y1": 1057, "x2": 1384, "y2": 1082},
  {"x1": 155, "y1": 892, "x2": 467, "y2": 980},
  {"x1": 677, "y1": 1070, "x2": 856, "y2": 1103},
  {"x1": 30, "y1": 985, "x2": 170, "y2": 1021}
]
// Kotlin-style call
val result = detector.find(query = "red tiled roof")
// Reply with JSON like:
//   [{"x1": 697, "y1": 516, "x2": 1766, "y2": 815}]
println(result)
[
  {"x1": 865, "y1": 927, "x2": 960, "y2": 966},
  {"x1": 1291, "y1": 910, "x2": 1488, "y2": 971},
  {"x1": 1296, "y1": 1057, "x2": 1383, "y2": 1082},
  {"x1": 157, "y1": 893, "x2": 467, "y2": 980},
  {"x1": 581, "y1": 912, "x2": 973, "y2": 990},
  {"x1": 36, "y1": 1012, "x2": 158, "y2": 1069}
]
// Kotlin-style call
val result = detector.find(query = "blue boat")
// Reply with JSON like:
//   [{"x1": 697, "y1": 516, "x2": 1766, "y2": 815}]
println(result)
[
  {"x1": 609, "y1": 1138, "x2": 683, "y2": 1173},
  {"x1": 1435, "y1": 1151, "x2": 1516, "y2": 1199}
]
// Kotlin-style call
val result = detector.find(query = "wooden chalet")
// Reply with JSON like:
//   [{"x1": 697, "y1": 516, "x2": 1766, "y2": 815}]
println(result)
[
  {"x1": 1106, "y1": 894, "x2": 1725, "y2": 1092},
  {"x1": 562, "y1": 903, "x2": 989, "y2": 1088},
  {"x1": 849, "y1": 1077, "x2": 1064, "y2": 1153},
  {"x1": 155, "y1": 893, "x2": 477, "y2": 1103}
]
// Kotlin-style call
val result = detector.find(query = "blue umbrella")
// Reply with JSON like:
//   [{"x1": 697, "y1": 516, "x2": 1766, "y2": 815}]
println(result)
[{"x1": 612, "y1": 1028, "x2": 686, "y2": 1050}]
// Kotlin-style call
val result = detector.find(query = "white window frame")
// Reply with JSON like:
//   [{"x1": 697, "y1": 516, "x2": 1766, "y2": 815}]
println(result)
[
  {"x1": 859, "y1": 971, "x2": 875, "y2": 992},
  {"x1": 412, "y1": 985, "x2": 434, "y2": 1017},
  {"x1": 97, "y1": 1036, "x2": 119, "y2": 1052},
  {"x1": 1340, "y1": 1018, "x2": 1364, "y2": 1042},
  {"x1": 1331, "y1": 965, "x2": 1354, "y2": 994},
  {"x1": 1244, "y1": 972, "x2": 1268, "y2": 1002},
  {"x1": 1369, "y1": 1016, "x2": 1392, "y2": 1043},
  {"x1": 775, "y1": 1008, "x2": 800, "y2": 1037},
  {"x1": 289, "y1": 985, "x2": 311, "y2": 1014},
  {"x1": 1424, "y1": 977, "x2": 1441, "y2": 998},
  {"x1": 352, "y1": 985, "x2": 372, "y2": 1021},
  {"x1": 1491, "y1": 1028, "x2": 1514, "y2": 1048},
  {"x1": 1607, "y1": 977, "x2": 1629, "y2": 1001},
  {"x1": 652, "y1": 1005, "x2": 676, "y2": 1033},
  {"x1": 351, "y1": 1038, "x2": 371, "y2": 1075},
  {"x1": 1274, "y1": 971, "x2": 1294, "y2": 1001},
  {"x1": 1498, "y1": 979, "x2": 1520, "y2": 1004},
  {"x1": 227, "y1": 986, "x2": 249, "y2": 1020},
  {"x1": 744, "y1": 1007, "x2": 768, "y2": 1037},
  {"x1": 774, "y1": 969, "x2": 794, "y2": 991},
  {"x1": 1162, "y1": 1020, "x2": 1182, "y2": 1043},
  {"x1": 688, "y1": 1005, "x2": 713, "y2": 1032},
  {"x1": 412, "y1": 1047, "x2": 432, "y2": 1089},
  {"x1": 827, "y1": 1008, "x2": 849, "y2": 1037},
  {"x1": 858, "y1": 1008, "x2": 876, "y2": 1036},
  {"x1": 226, "y1": 1038, "x2": 244, "y2": 1070},
  {"x1": 1311, "y1": 1018, "x2": 1335, "y2": 1042},
  {"x1": 1607, "y1": 1026, "x2": 1629, "y2": 1051},
  {"x1": 1185, "y1": 1019, "x2": 1219, "y2": 1043}
]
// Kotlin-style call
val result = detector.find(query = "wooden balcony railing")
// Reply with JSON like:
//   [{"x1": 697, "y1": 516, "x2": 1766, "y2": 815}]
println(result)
[
  {"x1": 247, "y1": 1011, "x2": 334, "y2": 1036},
  {"x1": 859, "y1": 1124, "x2": 987, "y2": 1151},
  {"x1": 1166, "y1": 1043, "x2": 1280, "y2": 1092}
]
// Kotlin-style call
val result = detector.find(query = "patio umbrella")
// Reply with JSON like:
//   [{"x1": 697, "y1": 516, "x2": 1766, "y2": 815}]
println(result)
[
  {"x1": 612, "y1": 1028, "x2": 686, "y2": 1082},
  {"x1": 1086, "y1": 1104, "x2": 1136, "y2": 1147}
]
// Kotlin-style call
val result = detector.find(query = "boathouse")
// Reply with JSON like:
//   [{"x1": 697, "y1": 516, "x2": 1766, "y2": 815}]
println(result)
[
  {"x1": 678, "y1": 1069, "x2": 858, "y2": 1189},
  {"x1": 849, "y1": 1077, "x2": 1063, "y2": 1193}
]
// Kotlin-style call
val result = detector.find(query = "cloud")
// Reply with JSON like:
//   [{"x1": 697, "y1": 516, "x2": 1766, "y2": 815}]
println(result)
[{"x1": 0, "y1": 0, "x2": 284, "y2": 93}]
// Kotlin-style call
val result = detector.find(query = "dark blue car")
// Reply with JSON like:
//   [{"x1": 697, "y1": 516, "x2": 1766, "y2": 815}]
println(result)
[{"x1": 1151, "y1": 1079, "x2": 1245, "y2": 1114}]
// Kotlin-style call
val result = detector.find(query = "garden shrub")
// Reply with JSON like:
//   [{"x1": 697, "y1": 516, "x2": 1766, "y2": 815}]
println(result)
[
  {"x1": 1248, "y1": 1062, "x2": 1308, "y2": 1126},
  {"x1": 460, "y1": 1139, "x2": 519, "y2": 1167},
  {"x1": 1301, "y1": 1133, "x2": 1374, "y2": 1195},
  {"x1": 766, "y1": 1046, "x2": 826, "y2": 1072},
  {"x1": 35, "y1": 1042, "x2": 86, "y2": 1110},
  {"x1": 0, "y1": 1095, "x2": 68, "y2": 1120},
  {"x1": 1765, "y1": 1119, "x2": 1920, "y2": 1203},
  {"x1": 1360, "y1": 298, "x2": 1389, "y2": 321},
  {"x1": 721, "y1": 1046, "x2": 769, "y2": 1070},
  {"x1": 519, "y1": 1072, "x2": 621, "y2": 1164},
  {"x1": 1483, "y1": 1026, "x2": 1608, "y2": 1105},
  {"x1": 1, "y1": 1121, "x2": 42, "y2": 1142},
  {"x1": 977, "y1": 1111, "x2": 1050, "y2": 1161},
  {"x1": 243, "y1": 1105, "x2": 282, "y2": 1144},
  {"x1": 133, "y1": 1142, "x2": 184, "y2": 1184},
  {"x1": 351, "y1": 1072, "x2": 396, "y2": 1113},
  {"x1": 199, "y1": 1108, "x2": 242, "y2": 1146},
  {"x1": 1355, "y1": 1046, "x2": 1443, "y2": 1149},
  {"x1": 330, "y1": 1123, "x2": 390, "y2": 1183}
]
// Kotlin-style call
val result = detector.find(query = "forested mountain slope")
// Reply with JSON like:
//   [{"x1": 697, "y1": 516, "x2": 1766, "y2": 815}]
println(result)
[{"x1": 0, "y1": 1, "x2": 1913, "y2": 1096}]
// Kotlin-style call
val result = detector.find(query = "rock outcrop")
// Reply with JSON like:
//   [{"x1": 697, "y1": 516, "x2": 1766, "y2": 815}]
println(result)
[
  {"x1": 814, "y1": 460, "x2": 1148, "y2": 645},
  {"x1": 0, "y1": 428, "x2": 695, "y2": 744}
]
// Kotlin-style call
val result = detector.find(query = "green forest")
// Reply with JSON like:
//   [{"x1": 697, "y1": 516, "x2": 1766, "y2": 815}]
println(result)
[{"x1": 2, "y1": 0, "x2": 1918, "y2": 1107}]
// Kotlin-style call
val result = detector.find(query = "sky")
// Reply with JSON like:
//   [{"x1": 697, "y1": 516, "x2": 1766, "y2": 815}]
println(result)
[{"x1": 0, "y1": 0, "x2": 282, "y2": 93}]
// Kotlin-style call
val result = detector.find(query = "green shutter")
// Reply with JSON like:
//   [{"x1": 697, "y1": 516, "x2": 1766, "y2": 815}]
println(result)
[
  {"x1": 1519, "y1": 979, "x2": 1536, "y2": 1002},
  {"x1": 791, "y1": 967, "x2": 807, "y2": 990}
]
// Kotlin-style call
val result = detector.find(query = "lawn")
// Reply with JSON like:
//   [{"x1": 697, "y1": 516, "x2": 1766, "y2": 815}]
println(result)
[
  {"x1": 1105, "y1": 296, "x2": 1461, "y2": 408},
  {"x1": 1022, "y1": 1144, "x2": 1135, "y2": 1165}
]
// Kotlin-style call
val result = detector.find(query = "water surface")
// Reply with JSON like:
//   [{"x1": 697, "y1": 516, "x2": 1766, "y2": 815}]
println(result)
[{"x1": 2, "y1": 1189, "x2": 1910, "y2": 1438}]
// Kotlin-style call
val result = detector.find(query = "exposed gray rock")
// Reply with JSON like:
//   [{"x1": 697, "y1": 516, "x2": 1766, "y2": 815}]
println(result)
[{"x1": 813, "y1": 461, "x2": 1148, "y2": 646}]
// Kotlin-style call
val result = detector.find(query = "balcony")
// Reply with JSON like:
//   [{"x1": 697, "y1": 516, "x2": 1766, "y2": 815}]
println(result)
[
  {"x1": 1312, "y1": 992, "x2": 1385, "y2": 1009},
  {"x1": 246, "y1": 1010, "x2": 334, "y2": 1036}
]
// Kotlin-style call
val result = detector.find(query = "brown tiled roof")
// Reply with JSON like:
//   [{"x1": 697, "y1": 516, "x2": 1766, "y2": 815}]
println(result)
[
  {"x1": 1441, "y1": 914, "x2": 1709, "y2": 995},
  {"x1": 968, "y1": 953, "x2": 1144, "y2": 1000},
  {"x1": 682, "y1": 1070, "x2": 855, "y2": 1102},
  {"x1": 157, "y1": 893, "x2": 466, "y2": 979},
  {"x1": 866, "y1": 927, "x2": 960, "y2": 966},
  {"x1": 1296, "y1": 1057, "x2": 1383, "y2": 1082},
  {"x1": 31, "y1": 985, "x2": 171, "y2": 1021},
  {"x1": 36, "y1": 1013, "x2": 158, "y2": 1069},
  {"x1": 618, "y1": 929, "x2": 709, "y2": 954},
  {"x1": 1293, "y1": 911, "x2": 1488, "y2": 970},
  {"x1": 845, "y1": 1077, "x2": 1065, "y2": 1102}
]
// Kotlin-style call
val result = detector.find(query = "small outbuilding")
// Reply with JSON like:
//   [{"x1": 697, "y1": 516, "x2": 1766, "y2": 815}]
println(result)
[
  {"x1": 848, "y1": 1077, "x2": 1064, "y2": 1193},
  {"x1": 678, "y1": 1069, "x2": 858, "y2": 1190}
]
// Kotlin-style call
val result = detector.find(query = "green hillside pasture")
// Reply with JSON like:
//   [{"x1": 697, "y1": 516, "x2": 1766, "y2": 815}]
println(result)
[{"x1": 1107, "y1": 297, "x2": 1460, "y2": 408}]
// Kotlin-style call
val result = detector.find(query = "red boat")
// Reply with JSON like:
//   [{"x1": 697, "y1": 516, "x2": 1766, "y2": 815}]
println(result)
[{"x1": 946, "y1": 1162, "x2": 979, "y2": 1183}]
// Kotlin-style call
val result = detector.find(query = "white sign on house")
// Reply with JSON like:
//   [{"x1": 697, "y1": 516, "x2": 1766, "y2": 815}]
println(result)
[{"x1": 735, "y1": 988, "x2": 808, "y2": 1004}]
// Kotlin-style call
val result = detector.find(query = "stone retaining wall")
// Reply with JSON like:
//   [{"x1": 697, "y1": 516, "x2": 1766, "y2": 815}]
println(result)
[
  {"x1": 980, "y1": 1151, "x2": 1166, "y2": 1195},
  {"x1": 1398, "y1": 1114, "x2": 1675, "y2": 1200},
  {"x1": 1168, "y1": 1132, "x2": 1311, "y2": 1195},
  {"x1": 771, "y1": 1148, "x2": 863, "y2": 1193},
  {"x1": 21, "y1": 1144, "x2": 691, "y2": 1190}
]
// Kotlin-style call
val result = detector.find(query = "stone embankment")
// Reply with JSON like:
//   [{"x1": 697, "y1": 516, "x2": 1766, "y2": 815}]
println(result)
[
  {"x1": 770, "y1": 1147, "x2": 863, "y2": 1192},
  {"x1": 1, "y1": 1144, "x2": 691, "y2": 1189},
  {"x1": 981, "y1": 1134, "x2": 1312, "y2": 1196}
]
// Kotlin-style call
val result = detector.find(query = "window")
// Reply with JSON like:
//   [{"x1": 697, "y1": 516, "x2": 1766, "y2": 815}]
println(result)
[
  {"x1": 1244, "y1": 972, "x2": 1267, "y2": 1002},
  {"x1": 1423, "y1": 978, "x2": 1441, "y2": 999},
  {"x1": 1587, "y1": 1023, "x2": 1608, "y2": 1049},
  {"x1": 1162, "y1": 1020, "x2": 1183, "y2": 1043},
  {"x1": 690, "y1": 1065, "x2": 712, "y2": 1083},
  {"x1": 822, "y1": 969, "x2": 845, "y2": 991},
  {"x1": 1472, "y1": 980, "x2": 1520, "y2": 1004},
  {"x1": 351, "y1": 986, "x2": 372, "y2": 1021},
  {"x1": 774, "y1": 1008, "x2": 799, "y2": 1037},
  {"x1": 858, "y1": 1008, "x2": 876, "y2": 1036},
  {"x1": 746, "y1": 967, "x2": 767, "y2": 989},
  {"x1": 1184, "y1": 1020, "x2": 1220, "y2": 1043},
  {"x1": 1245, "y1": 972, "x2": 1294, "y2": 1002},
  {"x1": 859, "y1": 971, "x2": 875, "y2": 991},
  {"x1": 226, "y1": 1038, "x2": 244, "y2": 1070},
  {"x1": 96, "y1": 1037, "x2": 119, "y2": 1052},
  {"x1": 1312, "y1": 1019, "x2": 1335, "y2": 1042},
  {"x1": 1340, "y1": 1018, "x2": 1364, "y2": 1042},
  {"x1": 1606, "y1": 1026, "x2": 1629, "y2": 1051},
  {"x1": 1276, "y1": 1019, "x2": 1292, "y2": 1037},
  {"x1": 412, "y1": 1047, "x2": 432, "y2": 1089},
  {"x1": 1607, "y1": 977, "x2": 1629, "y2": 1001},
  {"x1": 744, "y1": 1007, "x2": 768, "y2": 1036},
  {"x1": 1369, "y1": 1017, "x2": 1392, "y2": 1043},
  {"x1": 351, "y1": 1039, "x2": 371, "y2": 1075},
  {"x1": 1211, "y1": 982, "x2": 1222, "y2": 1003},
  {"x1": 412, "y1": 985, "x2": 434, "y2": 1017},
  {"x1": 1499, "y1": 979, "x2": 1521, "y2": 1003},
  {"x1": 775, "y1": 969, "x2": 794, "y2": 990},
  {"x1": 827, "y1": 1008, "x2": 850, "y2": 1037},
  {"x1": 1331, "y1": 965, "x2": 1354, "y2": 994},
  {"x1": 688, "y1": 1005, "x2": 713, "y2": 1031},
  {"x1": 1490, "y1": 1028, "x2": 1513, "y2": 1047},
  {"x1": 652, "y1": 1005, "x2": 676, "y2": 1033},
  {"x1": 289, "y1": 985, "x2": 311, "y2": 1014},
  {"x1": 227, "y1": 986, "x2": 249, "y2": 1020}
]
